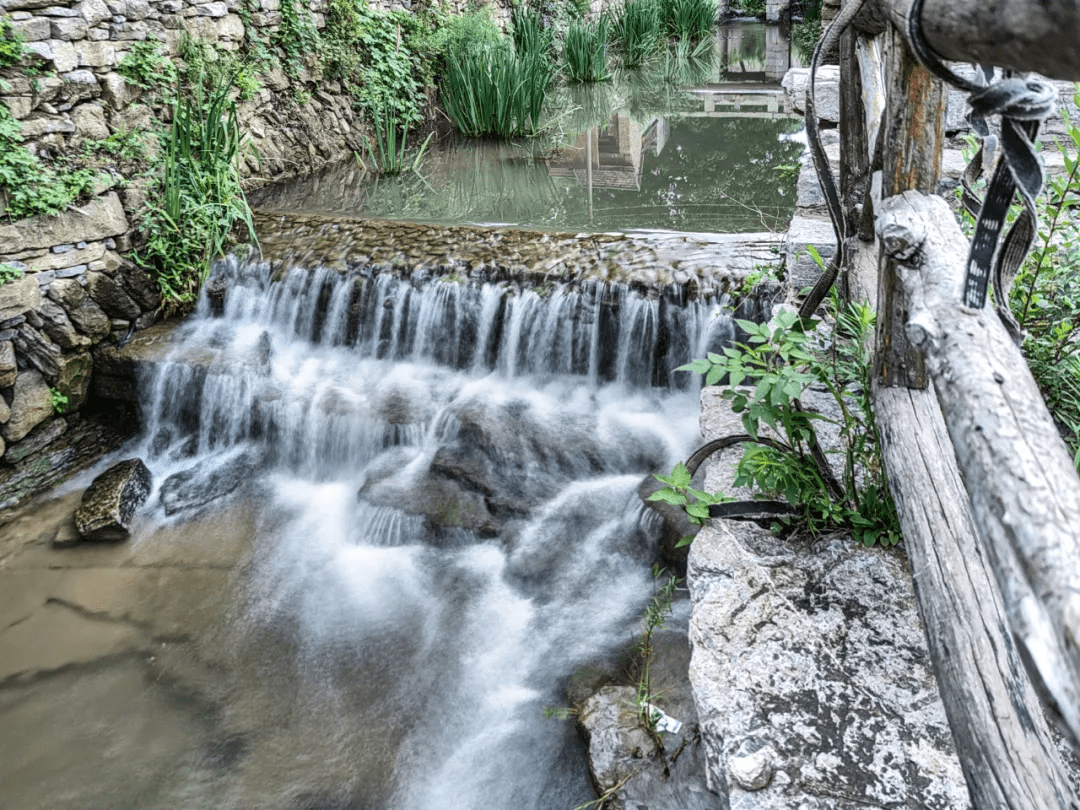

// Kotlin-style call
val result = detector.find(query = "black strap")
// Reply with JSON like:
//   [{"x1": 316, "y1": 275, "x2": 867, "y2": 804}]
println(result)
[{"x1": 906, "y1": 0, "x2": 1056, "y2": 343}]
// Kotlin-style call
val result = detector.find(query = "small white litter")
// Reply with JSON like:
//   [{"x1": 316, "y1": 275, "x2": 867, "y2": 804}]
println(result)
[{"x1": 645, "y1": 704, "x2": 683, "y2": 735}]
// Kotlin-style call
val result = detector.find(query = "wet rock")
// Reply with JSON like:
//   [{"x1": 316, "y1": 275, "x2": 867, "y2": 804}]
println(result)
[
  {"x1": 159, "y1": 451, "x2": 256, "y2": 516},
  {"x1": 0, "y1": 340, "x2": 17, "y2": 388},
  {"x1": 35, "y1": 298, "x2": 93, "y2": 349},
  {"x1": 2, "y1": 370, "x2": 53, "y2": 443},
  {"x1": 116, "y1": 257, "x2": 160, "y2": 313},
  {"x1": 85, "y1": 270, "x2": 142, "y2": 319},
  {"x1": 13, "y1": 323, "x2": 64, "y2": 378},
  {"x1": 74, "y1": 457, "x2": 152, "y2": 540},
  {"x1": 638, "y1": 474, "x2": 699, "y2": 574},
  {"x1": 4, "y1": 416, "x2": 68, "y2": 464},
  {"x1": 688, "y1": 518, "x2": 971, "y2": 809},
  {"x1": 47, "y1": 278, "x2": 111, "y2": 340},
  {"x1": 0, "y1": 274, "x2": 43, "y2": 321},
  {"x1": 54, "y1": 351, "x2": 93, "y2": 411}
]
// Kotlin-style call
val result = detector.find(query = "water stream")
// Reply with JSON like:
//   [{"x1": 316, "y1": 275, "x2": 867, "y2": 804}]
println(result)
[{"x1": 117, "y1": 259, "x2": 751, "y2": 809}]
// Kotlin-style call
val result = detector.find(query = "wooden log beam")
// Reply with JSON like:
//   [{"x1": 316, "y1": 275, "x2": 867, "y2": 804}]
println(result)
[
  {"x1": 877, "y1": 189, "x2": 1080, "y2": 754},
  {"x1": 873, "y1": 0, "x2": 1080, "y2": 81}
]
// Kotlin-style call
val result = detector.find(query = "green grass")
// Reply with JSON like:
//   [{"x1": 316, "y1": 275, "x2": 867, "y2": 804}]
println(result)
[
  {"x1": 662, "y1": 0, "x2": 716, "y2": 41},
  {"x1": 511, "y1": 6, "x2": 553, "y2": 60}
]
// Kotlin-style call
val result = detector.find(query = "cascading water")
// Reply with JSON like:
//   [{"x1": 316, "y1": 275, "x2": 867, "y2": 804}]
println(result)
[{"x1": 130, "y1": 256, "x2": 753, "y2": 809}]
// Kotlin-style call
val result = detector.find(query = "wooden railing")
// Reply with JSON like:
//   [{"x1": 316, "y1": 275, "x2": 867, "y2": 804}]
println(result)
[{"x1": 819, "y1": 1, "x2": 1080, "y2": 806}]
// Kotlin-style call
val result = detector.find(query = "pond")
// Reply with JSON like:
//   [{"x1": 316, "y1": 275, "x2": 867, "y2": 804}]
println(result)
[{"x1": 250, "y1": 22, "x2": 807, "y2": 234}]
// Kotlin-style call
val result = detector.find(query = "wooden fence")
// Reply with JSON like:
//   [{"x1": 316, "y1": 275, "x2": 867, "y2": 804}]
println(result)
[{"x1": 816, "y1": 1, "x2": 1080, "y2": 806}]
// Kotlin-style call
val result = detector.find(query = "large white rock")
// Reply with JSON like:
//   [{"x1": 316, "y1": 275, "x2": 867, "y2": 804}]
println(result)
[{"x1": 782, "y1": 66, "x2": 840, "y2": 124}]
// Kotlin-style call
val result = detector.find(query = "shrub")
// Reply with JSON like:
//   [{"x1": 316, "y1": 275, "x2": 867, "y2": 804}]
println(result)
[
  {"x1": 652, "y1": 291, "x2": 901, "y2": 548},
  {"x1": 564, "y1": 16, "x2": 610, "y2": 83}
]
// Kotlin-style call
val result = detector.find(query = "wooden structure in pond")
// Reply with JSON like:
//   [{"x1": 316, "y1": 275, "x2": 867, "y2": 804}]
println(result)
[{"x1": 820, "y1": 0, "x2": 1080, "y2": 806}]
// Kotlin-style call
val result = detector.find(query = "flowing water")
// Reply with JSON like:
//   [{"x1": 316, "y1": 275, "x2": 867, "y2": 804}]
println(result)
[
  {"x1": 89, "y1": 258, "x2": 752, "y2": 809},
  {"x1": 1, "y1": 20, "x2": 798, "y2": 809}
]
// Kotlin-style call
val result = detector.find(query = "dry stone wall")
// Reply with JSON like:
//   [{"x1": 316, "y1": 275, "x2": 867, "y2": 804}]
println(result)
[{"x1": 0, "y1": 0, "x2": 512, "y2": 504}]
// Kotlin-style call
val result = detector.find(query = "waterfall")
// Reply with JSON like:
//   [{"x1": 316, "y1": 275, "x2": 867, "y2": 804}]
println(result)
[{"x1": 129, "y1": 255, "x2": 756, "y2": 810}]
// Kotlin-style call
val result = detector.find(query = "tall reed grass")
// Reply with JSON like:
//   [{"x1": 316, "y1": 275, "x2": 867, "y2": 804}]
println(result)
[
  {"x1": 611, "y1": 0, "x2": 663, "y2": 67},
  {"x1": 564, "y1": 16, "x2": 611, "y2": 83},
  {"x1": 138, "y1": 75, "x2": 257, "y2": 309},
  {"x1": 441, "y1": 44, "x2": 554, "y2": 138},
  {"x1": 663, "y1": 0, "x2": 717, "y2": 42},
  {"x1": 511, "y1": 6, "x2": 553, "y2": 59}
]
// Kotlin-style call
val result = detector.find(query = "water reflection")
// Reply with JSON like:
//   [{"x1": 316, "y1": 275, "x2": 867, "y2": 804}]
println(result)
[{"x1": 250, "y1": 22, "x2": 807, "y2": 234}]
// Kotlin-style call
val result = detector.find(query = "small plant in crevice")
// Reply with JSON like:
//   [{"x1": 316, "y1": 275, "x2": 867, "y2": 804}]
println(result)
[
  {"x1": 49, "y1": 387, "x2": 69, "y2": 414},
  {"x1": 0, "y1": 262, "x2": 24, "y2": 285},
  {"x1": 135, "y1": 74, "x2": 258, "y2": 311},
  {"x1": 652, "y1": 287, "x2": 901, "y2": 548},
  {"x1": 0, "y1": 14, "x2": 25, "y2": 68},
  {"x1": 633, "y1": 565, "x2": 681, "y2": 740}
]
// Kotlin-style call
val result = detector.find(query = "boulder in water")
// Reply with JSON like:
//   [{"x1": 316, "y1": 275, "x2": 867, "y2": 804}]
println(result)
[
  {"x1": 74, "y1": 458, "x2": 152, "y2": 541},
  {"x1": 160, "y1": 451, "x2": 255, "y2": 516}
]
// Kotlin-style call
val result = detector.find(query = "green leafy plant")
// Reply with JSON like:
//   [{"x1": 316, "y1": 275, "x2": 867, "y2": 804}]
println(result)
[
  {"x1": 728, "y1": 0, "x2": 765, "y2": 15},
  {"x1": 564, "y1": 16, "x2": 611, "y2": 83},
  {"x1": 322, "y1": 0, "x2": 424, "y2": 126},
  {"x1": 272, "y1": 0, "x2": 320, "y2": 79},
  {"x1": 0, "y1": 15, "x2": 25, "y2": 68},
  {"x1": 117, "y1": 40, "x2": 178, "y2": 92},
  {"x1": 136, "y1": 74, "x2": 257, "y2": 310},
  {"x1": 611, "y1": 0, "x2": 663, "y2": 68},
  {"x1": 791, "y1": 0, "x2": 822, "y2": 63},
  {"x1": 0, "y1": 262, "x2": 24, "y2": 284},
  {"x1": 655, "y1": 294, "x2": 901, "y2": 547},
  {"x1": 178, "y1": 34, "x2": 264, "y2": 101},
  {"x1": 0, "y1": 103, "x2": 103, "y2": 221},
  {"x1": 48, "y1": 387, "x2": 69, "y2": 414}
]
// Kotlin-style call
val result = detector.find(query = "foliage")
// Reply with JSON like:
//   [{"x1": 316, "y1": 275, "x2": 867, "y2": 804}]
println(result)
[
  {"x1": 430, "y1": 7, "x2": 505, "y2": 63},
  {"x1": 117, "y1": 40, "x2": 178, "y2": 92},
  {"x1": 0, "y1": 262, "x2": 24, "y2": 285},
  {"x1": 48, "y1": 387, "x2": 69, "y2": 414},
  {"x1": 610, "y1": 0, "x2": 663, "y2": 68},
  {"x1": 0, "y1": 15, "x2": 25, "y2": 68},
  {"x1": 661, "y1": 0, "x2": 716, "y2": 42},
  {"x1": 440, "y1": 43, "x2": 553, "y2": 138},
  {"x1": 564, "y1": 16, "x2": 610, "y2": 83},
  {"x1": 322, "y1": 0, "x2": 423, "y2": 125},
  {"x1": 82, "y1": 127, "x2": 147, "y2": 163},
  {"x1": 791, "y1": 0, "x2": 822, "y2": 63},
  {"x1": 272, "y1": 0, "x2": 320, "y2": 78},
  {"x1": 654, "y1": 293, "x2": 901, "y2": 548},
  {"x1": 1007, "y1": 87, "x2": 1080, "y2": 465},
  {"x1": 0, "y1": 103, "x2": 102, "y2": 221},
  {"x1": 178, "y1": 34, "x2": 264, "y2": 101},
  {"x1": 728, "y1": 0, "x2": 764, "y2": 14},
  {"x1": 136, "y1": 75, "x2": 257, "y2": 310}
]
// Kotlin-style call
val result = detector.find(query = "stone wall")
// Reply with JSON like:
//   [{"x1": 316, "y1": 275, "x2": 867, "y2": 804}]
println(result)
[{"x1": 0, "y1": 0, "x2": 522, "y2": 504}]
